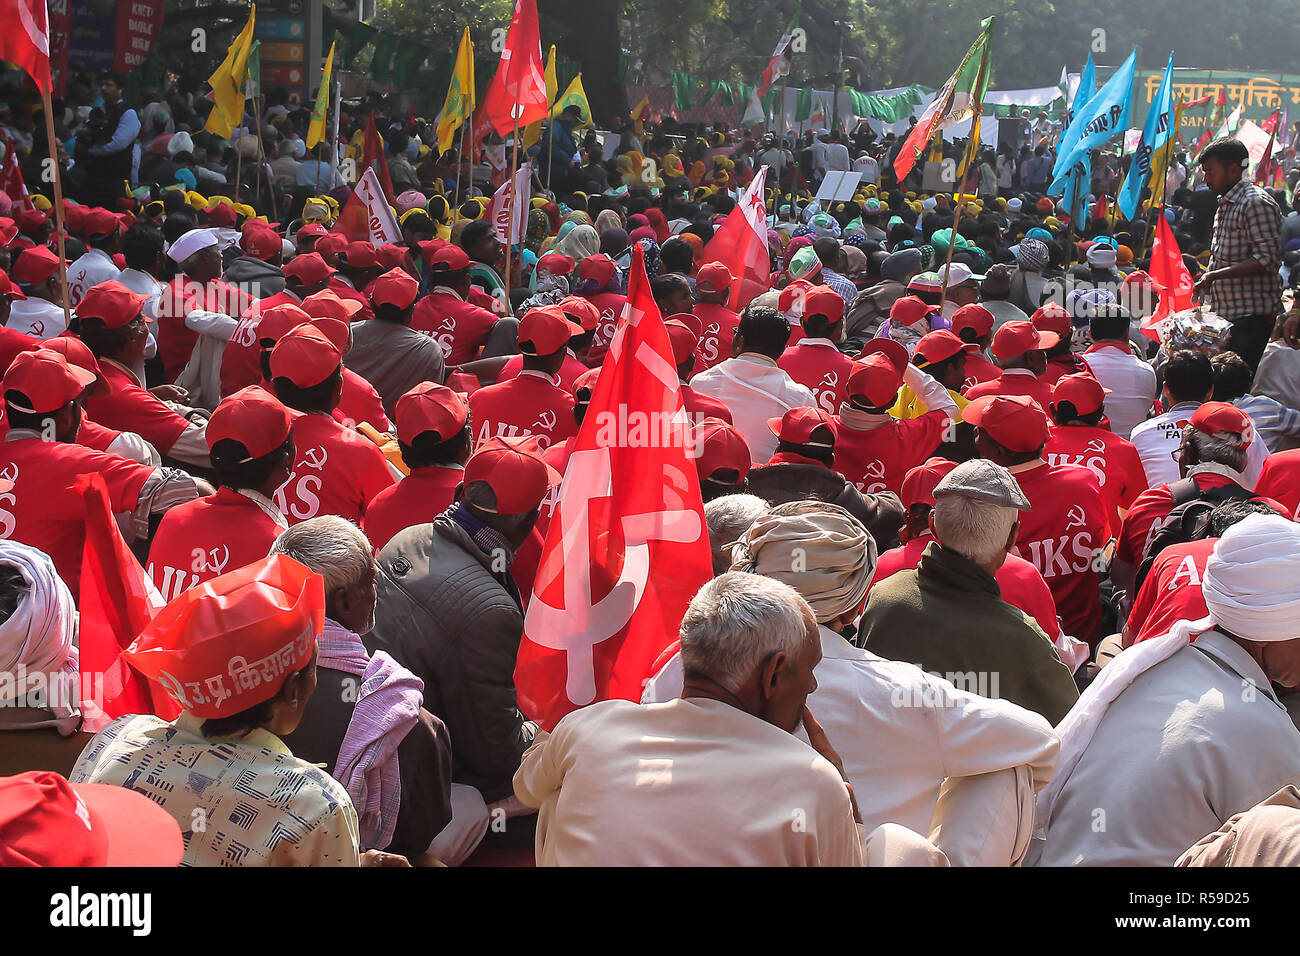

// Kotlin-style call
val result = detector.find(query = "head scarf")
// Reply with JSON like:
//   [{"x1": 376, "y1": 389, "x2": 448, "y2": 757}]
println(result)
[
  {"x1": 841, "y1": 244, "x2": 868, "y2": 278},
  {"x1": 679, "y1": 231, "x2": 704, "y2": 262},
  {"x1": 844, "y1": 232, "x2": 869, "y2": 248},
  {"x1": 555, "y1": 223, "x2": 600, "y2": 261},
  {"x1": 542, "y1": 201, "x2": 562, "y2": 234},
  {"x1": 629, "y1": 225, "x2": 656, "y2": 244},
  {"x1": 663, "y1": 153, "x2": 686, "y2": 178},
  {"x1": 730, "y1": 503, "x2": 876, "y2": 624},
  {"x1": 636, "y1": 237, "x2": 661, "y2": 278},
  {"x1": 0, "y1": 541, "x2": 80, "y2": 735},
  {"x1": 594, "y1": 209, "x2": 623, "y2": 235},
  {"x1": 1015, "y1": 237, "x2": 1050, "y2": 272},
  {"x1": 645, "y1": 207, "x2": 671, "y2": 244},
  {"x1": 525, "y1": 208, "x2": 551, "y2": 254},
  {"x1": 563, "y1": 210, "x2": 592, "y2": 227},
  {"x1": 600, "y1": 227, "x2": 630, "y2": 258},
  {"x1": 1037, "y1": 513, "x2": 1300, "y2": 837}
]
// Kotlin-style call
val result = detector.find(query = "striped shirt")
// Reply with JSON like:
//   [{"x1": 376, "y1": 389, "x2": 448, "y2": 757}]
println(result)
[
  {"x1": 1234, "y1": 393, "x2": 1300, "y2": 453},
  {"x1": 1207, "y1": 179, "x2": 1283, "y2": 319}
]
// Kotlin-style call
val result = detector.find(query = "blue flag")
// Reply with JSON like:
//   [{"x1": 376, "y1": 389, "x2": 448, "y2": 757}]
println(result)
[
  {"x1": 1059, "y1": 55, "x2": 1097, "y2": 225},
  {"x1": 1117, "y1": 52, "x2": 1175, "y2": 219},
  {"x1": 1065, "y1": 54, "x2": 1096, "y2": 134},
  {"x1": 1050, "y1": 47, "x2": 1138, "y2": 194}
]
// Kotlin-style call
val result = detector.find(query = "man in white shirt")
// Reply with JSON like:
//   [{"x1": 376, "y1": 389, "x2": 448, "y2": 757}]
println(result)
[
  {"x1": 516, "y1": 572, "x2": 875, "y2": 866},
  {"x1": 690, "y1": 304, "x2": 817, "y2": 462},
  {"x1": 1130, "y1": 349, "x2": 1268, "y2": 486},
  {"x1": 7, "y1": 245, "x2": 67, "y2": 338},
  {"x1": 1031, "y1": 514, "x2": 1300, "y2": 866},
  {"x1": 853, "y1": 149, "x2": 880, "y2": 185},
  {"x1": 824, "y1": 131, "x2": 851, "y2": 173},
  {"x1": 1079, "y1": 304, "x2": 1157, "y2": 439},
  {"x1": 66, "y1": 208, "x2": 125, "y2": 308},
  {"x1": 809, "y1": 130, "x2": 830, "y2": 185}
]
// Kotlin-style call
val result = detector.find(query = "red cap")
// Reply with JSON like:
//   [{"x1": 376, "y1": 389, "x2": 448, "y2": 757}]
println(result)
[
  {"x1": 951, "y1": 303, "x2": 995, "y2": 338},
  {"x1": 0, "y1": 220, "x2": 17, "y2": 246},
  {"x1": 695, "y1": 417, "x2": 751, "y2": 480},
  {"x1": 269, "y1": 323, "x2": 342, "y2": 387},
  {"x1": 557, "y1": 295, "x2": 601, "y2": 332},
  {"x1": 992, "y1": 320, "x2": 1059, "y2": 362},
  {"x1": 537, "y1": 252, "x2": 575, "y2": 276},
  {"x1": 296, "y1": 223, "x2": 328, "y2": 240},
  {"x1": 207, "y1": 385, "x2": 294, "y2": 458},
  {"x1": 255, "y1": 303, "x2": 313, "y2": 345},
  {"x1": 376, "y1": 243, "x2": 410, "y2": 272},
  {"x1": 13, "y1": 208, "x2": 49, "y2": 234},
  {"x1": 666, "y1": 310, "x2": 702, "y2": 338},
  {"x1": 283, "y1": 252, "x2": 336, "y2": 285},
  {"x1": 767, "y1": 406, "x2": 836, "y2": 446},
  {"x1": 847, "y1": 354, "x2": 904, "y2": 407},
  {"x1": 12, "y1": 245, "x2": 61, "y2": 286},
  {"x1": 124, "y1": 555, "x2": 325, "y2": 718},
  {"x1": 1031, "y1": 301, "x2": 1073, "y2": 339},
  {"x1": 572, "y1": 366, "x2": 600, "y2": 399},
  {"x1": 900, "y1": 456, "x2": 959, "y2": 508},
  {"x1": 664, "y1": 318, "x2": 699, "y2": 365},
  {"x1": 0, "y1": 771, "x2": 184, "y2": 867},
  {"x1": 3, "y1": 348, "x2": 99, "y2": 413},
  {"x1": 695, "y1": 262, "x2": 733, "y2": 295},
  {"x1": 82, "y1": 207, "x2": 125, "y2": 238},
  {"x1": 394, "y1": 382, "x2": 469, "y2": 444},
  {"x1": 75, "y1": 280, "x2": 149, "y2": 329},
  {"x1": 914, "y1": 329, "x2": 977, "y2": 367},
  {"x1": 40, "y1": 334, "x2": 109, "y2": 397},
  {"x1": 314, "y1": 234, "x2": 347, "y2": 259},
  {"x1": 369, "y1": 267, "x2": 419, "y2": 309},
  {"x1": 204, "y1": 203, "x2": 237, "y2": 227},
  {"x1": 241, "y1": 227, "x2": 282, "y2": 261},
  {"x1": 463, "y1": 435, "x2": 562, "y2": 514},
  {"x1": 803, "y1": 286, "x2": 846, "y2": 325},
  {"x1": 0, "y1": 269, "x2": 27, "y2": 300},
  {"x1": 519, "y1": 304, "x2": 583, "y2": 356},
  {"x1": 578, "y1": 253, "x2": 617, "y2": 287},
  {"x1": 962, "y1": 394, "x2": 1051, "y2": 452},
  {"x1": 301, "y1": 290, "x2": 363, "y2": 322},
  {"x1": 61, "y1": 204, "x2": 86, "y2": 235},
  {"x1": 311, "y1": 317, "x2": 350, "y2": 353},
  {"x1": 857, "y1": 337, "x2": 910, "y2": 375},
  {"x1": 416, "y1": 238, "x2": 447, "y2": 262},
  {"x1": 428, "y1": 244, "x2": 471, "y2": 273},
  {"x1": 343, "y1": 240, "x2": 379, "y2": 269},
  {"x1": 1189, "y1": 401, "x2": 1255, "y2": 447},
  {"x1": 778, "y1": 278, "x2": 816, "y2": 316},
  {"x1": 1051, "y1": 372, "x2": 1110, "y2": 417},
  {"x1": 889, "y1": 295, "x2": 936, "y2": 328}
]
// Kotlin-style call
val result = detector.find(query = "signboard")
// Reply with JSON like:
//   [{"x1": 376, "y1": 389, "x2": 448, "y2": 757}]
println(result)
[
  {"x1": 1126, "y1": 69, "x2": 1300, "y2": 130},
  {"x1": 255, "y1": 17, "x2": 307, "y2": 41},
  {"x1": 113, "y1": 0, "x2": 165, "y2": 72},
  {"x1": 68, "y1": 0, "x2": 117, "y2": 76},
  {"x1": 814, "y1": 170, "x2": 863, "y2": 202}
]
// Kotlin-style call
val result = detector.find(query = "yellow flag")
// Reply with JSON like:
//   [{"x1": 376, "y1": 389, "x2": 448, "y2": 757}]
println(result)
[
  {"x1": 630, "y1": 94, "x2": 650, "y2": 137},
  {"x1": 523, "y1": 45, "x2": 557, "y2": 151},
  {"x1": 551, "y1": 73, "x2": 592, "y2": 128},
  {"x1": 436, "y1": 27, "x2": 476, "y2": 154},
  {"x1": 204, "y1": 4, "x2": 257, "y2": 139},
  {"x1": 306, "y1": 41, "x2": 335, "y2": 150}
]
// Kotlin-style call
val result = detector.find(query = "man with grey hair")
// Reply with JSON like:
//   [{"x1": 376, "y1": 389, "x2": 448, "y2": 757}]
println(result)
[
  {"x1": 271, "y1": 516, "x2": 457, "y2": 863},
  {"x1": 516, "y1": 571, "x2": 874, "y2": 866},
  {"x1": 860, "y1": 459, "x2": 1079, "y2": 724},
  {"x1": 703, "y1": 494, "x2": 769, "y2": 576}
]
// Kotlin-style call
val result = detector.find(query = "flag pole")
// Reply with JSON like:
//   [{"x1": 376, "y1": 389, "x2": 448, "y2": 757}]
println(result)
[
  {"x1": 331, "y1": 78, "x2": 342, "y2": 189},
  {"x1": 503, "y1": 119, "x2": 519, "y2": 315},
  {"x1": 39, "y1": 88, "x2": 70, "y2": 332},
  {"x1": 454, "y1": 119, "x2": 467, "y2": 206},
  {"x1": 1143, "y1": 126, "x2": 1180, "y2": 261},
  {"x1": 936, "y1": 190, "x2": 965, "y2": 313}
]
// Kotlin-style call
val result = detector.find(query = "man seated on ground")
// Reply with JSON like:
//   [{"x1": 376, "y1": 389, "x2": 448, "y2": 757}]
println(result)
[
  {"x1": 344, "y1": 266, "x2": 445, "y2": 416},
  {"x1": 272, "y1": 517, "x2": 455, "y2": 863},
  {"x1": 1080, "y1": 303, "x2": 1157, "y2": 439},
  {"x1": 70, "y1": 554, "x2": 363, "y2": 867},
  {"x1": 860, "y1": 459, "x2": 1080, "y2": 724},
  {"x1": 1210, "y1": 349, "x2": 1300, "y2": 452},
  {"x1": 777, "y1": 285, "x2": 856, "y2": 414},
  {"x1": 693, "y1": 418, "x2": 751, "y2": 506},
  {"x1": 963, "y1": 320, "x2": 1058, "y2": 409}
]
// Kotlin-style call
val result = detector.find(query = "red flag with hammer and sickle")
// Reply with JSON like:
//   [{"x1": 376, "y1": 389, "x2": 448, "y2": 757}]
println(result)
[{"x1": 516, "y1": 243, "x2": 713, "y2": 731}]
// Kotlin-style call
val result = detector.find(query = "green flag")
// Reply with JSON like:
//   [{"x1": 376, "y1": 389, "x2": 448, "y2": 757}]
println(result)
[
  {"x1": 672, "y1": 71, "x2": 696, "y2": 111},
  {"x1": 795, "y1": 86, "x2": 812, "y2": 123},
  {"x1": 245, "y1": 40, "x2": 261, "y2": 99}
]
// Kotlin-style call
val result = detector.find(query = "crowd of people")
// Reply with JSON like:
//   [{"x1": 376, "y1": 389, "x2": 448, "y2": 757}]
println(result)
[{"x1": 7, "y1": 62, "x2": 1300, "y2": 869}]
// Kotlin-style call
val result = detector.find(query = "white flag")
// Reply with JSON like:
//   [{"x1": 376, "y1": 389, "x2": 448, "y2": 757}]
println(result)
[
  {"x1": 353, "y1": 167, "x2": 401, "y2": 246},
  {"x1": 488, "y1": 162, "x2": 532, "y2": 245}
]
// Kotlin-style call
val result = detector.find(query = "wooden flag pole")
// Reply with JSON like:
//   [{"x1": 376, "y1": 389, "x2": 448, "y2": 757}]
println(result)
[
  {"x1": 503, "y1": 120, "x2": 520, "y2": 315},
  {"x1": 454, "y1": 119, "x2": 468, "y2": 207},
  {"x1": 39, "y1": 88, "x2": 71, "y2": 332},
  {"x1": 936, "y1": 192, "x2": 965, "y2": 313}
]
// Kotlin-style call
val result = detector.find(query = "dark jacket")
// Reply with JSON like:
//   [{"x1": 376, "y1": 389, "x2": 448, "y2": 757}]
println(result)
[
  {"x1": 860, "y1": 541, "x2": 1079, "y2": 724},
  {"x1": 225, "y1": 256, "x2": 287, "y2": 298},
  {"x1": 844, "y1": 278, "x2": 906, "y2": 341},
  {"x1": 746, "y1": 459, "x2": 905, "y2": 550},
  {"x1": 366, "y1": 514, "x2": 536, "y2": 803}
]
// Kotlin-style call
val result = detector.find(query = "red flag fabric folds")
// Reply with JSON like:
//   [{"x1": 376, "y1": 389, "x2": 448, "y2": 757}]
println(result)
[
  {"x1": 478, "y1": 0, "x2": 549, "y2": 136},
  {"x1": 696, "y1": 166, "x2": 771, "y2": 310}
]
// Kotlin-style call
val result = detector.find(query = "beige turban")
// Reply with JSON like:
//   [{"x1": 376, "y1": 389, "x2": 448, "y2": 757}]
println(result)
[
  {"x1": 729, "y1": 502, "x2": 876, "y2": 624},
  {"x1": 0, "y1": 540, "x2": 79, "y2": 734}
]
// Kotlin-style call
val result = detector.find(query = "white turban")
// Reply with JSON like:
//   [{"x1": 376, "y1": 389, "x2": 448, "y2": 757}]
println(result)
[
  {"x1": 167, "y1": 130, "x2": 194, "y2": 157},
  {"x1": 1036, "y1": 512, "x2": 1300, "y2": 835},
  {"x1": 1086, "y1": 245, "x2": 1118, "y2": 268},
  {"x1": 0, "y1": 541, "x2": 80, "y2": 734}
]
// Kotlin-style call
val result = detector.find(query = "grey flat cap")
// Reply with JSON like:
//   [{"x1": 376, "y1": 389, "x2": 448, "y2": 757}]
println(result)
[{"x1": 933, "y1": 459, "x2": 1031, "y2": 510}]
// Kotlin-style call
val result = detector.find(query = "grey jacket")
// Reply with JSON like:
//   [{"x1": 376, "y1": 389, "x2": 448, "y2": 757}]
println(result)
[{"x1": 366, "y1": 514, "x2": 536, "y2": 803}]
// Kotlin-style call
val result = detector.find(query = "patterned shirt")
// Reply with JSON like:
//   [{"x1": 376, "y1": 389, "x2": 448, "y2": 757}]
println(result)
[
  {"x1": 1207, "y1": 179, "x2": 1283, "y2": 319},
  {"x1": 820, "y1": 267, "x2": 860, "y2": 304},
  {"x1": 70, "y1": 712, "x2": 361, "y2": 867}
]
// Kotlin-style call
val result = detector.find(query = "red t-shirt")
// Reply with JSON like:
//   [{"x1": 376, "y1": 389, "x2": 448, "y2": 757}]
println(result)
[
  {"x1": 1045, "y1": 423, "x2": 1147, "y2": 531},
  {"x1": 963, "y1": 369, "x2": 1056, "y2": 408},
  {"x1": 1124, "y1": 538, "x2": 1216, "y2": 645},
  {"x1": 960, "y1": 353, "x2": 1001, "y2": 391},
  {"x1": 328, "y1": 278, "x2": 374, "y2": 322},
  {"x1": 410, "y1": 289, "x2": 499, "y2": 365},
  {"x1": 146, "y1": 487, "x2": 286, "y2": 601},
  {"x1": 272, "y1": 412, "x2": 396, "y2": 524},
  {"x1": 1115, "y1": 472, "x2": 1241, "y2": 567},
  {"x1": 76, "y1": 414, "x2": 121, "y2": 453},
  {"x1": 468, "y1": 371, "x2": 577, "y2": 452},
  {"x1": 1009, "y1": 460, "x2": 1109, "y2": 645},
  {"x1": 777, "y1": 339, "x2": 856, "y2": 415},
  {"x1": 336, "y1": 368, "x2": 391, "y2": 432},
  {"x1": 680, "y1": 384, "x2": 732, "y2": 423},
  {"x1": 220, "y1": 290, "x2": 302, "y2": 399},
  {"x1": 584, "y1": 291, "x2": 629, "y2": 365},
  {"x1": 872, "y1": 533, "x2": 1061, "y2": 639},
  {"x1": 1040, "y1": 353, "x2": 1091, "y2": 387},
  {"x1": 0, "y1": 435, "x2": 153, "y2": 594},
  {"x1": 831, "y1": 412, "x2": 950, "y2": 494},
  {"x1": 1254, "y1": 448, "x2": 1300, "y2": 517},
  {"x1": 362, "y1": 466, "x2": 463, "y2": 551},
  {"x1": 499, "y1": 352, "x2": 588, "y2": 395},
  {"x1": 87, "y1": 360, "x2": 191, "y2": 455},
  {"x1": 0, "y1": 325, "x2": 40, "y2": 373},
  {"x1": 156, "y1": 278, "x2": 255, "y2": 382},
  {"x1": 693, "y1": 302, "x2": 740, "y2": 371}
]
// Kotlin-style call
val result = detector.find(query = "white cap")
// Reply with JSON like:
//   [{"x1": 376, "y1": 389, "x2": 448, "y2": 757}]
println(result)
[
  {"x1": 938, "y1": 262, "x2": 985, "y2": 286},
  {"x1": 921, "y1": 197, "x2": 937, "y2": 210},
  {"x1": 1007, "y1": 198, "x2": 1022, "y2": 212},
  {"x1": 167, "y1": 227, "x2": 219, "y2": 264},
  {"x1": 166, "y1": 130, "x2": 194, "y2": 157}
]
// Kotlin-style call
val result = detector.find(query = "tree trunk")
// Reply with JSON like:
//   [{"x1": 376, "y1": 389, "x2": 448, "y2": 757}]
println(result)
[{"x1": 538, "y1": 0, "x2": 626, "y2": 125}]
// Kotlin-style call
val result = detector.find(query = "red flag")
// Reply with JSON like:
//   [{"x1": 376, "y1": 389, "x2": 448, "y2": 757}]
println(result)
[
  {"x1": 478, "y1": 0, "x2": 548, "y2": 136},
  {"x1": 697, "y1": 166, "x2": 771, "y2": 310},
  {"x1": 756, "y1": 32, "x2": 793, "y2": 99},
  {"x1": 1145, "y1": 214, "x2": 1195, "y2": 341},
  {"x1": 363, "y1": 111, "x2": 395, "y2": 205},
  {"x1": 516, "y1": 244, "x2": 713, "y2": 731},
  {"x1": 1, "y1": 132, "x2": 32, "y2": 209},
  {"x1": 75, "y1": 473, "x2": 180, "y2": 731},
  {"x1": 0, "y1": 0, "x2": 51, "y2": 93},
  {"x1": 332, "y1": 167, "x2": 402, "y2": 245}
]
